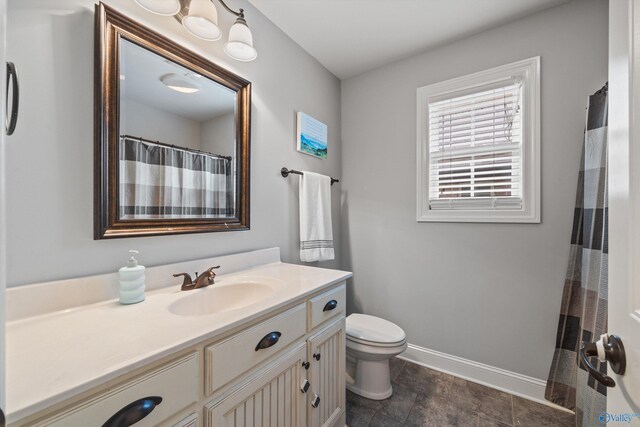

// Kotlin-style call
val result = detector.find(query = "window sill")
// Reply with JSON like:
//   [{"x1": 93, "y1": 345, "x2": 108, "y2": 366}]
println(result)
[{"x1": 417, "y1": 210, "x2": 541, "y2": 223}]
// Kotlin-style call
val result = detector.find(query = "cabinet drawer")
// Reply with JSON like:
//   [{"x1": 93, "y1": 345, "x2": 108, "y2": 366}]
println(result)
[
  {"x1": 33, "y1": 353, "x2": 198, "y2": 427},
  {"x1": 205, "y1": 303, "x2": 307, "y2": 395},
  {"x1": 308, "y1": 284, "x2": 345, "y2": 331}
]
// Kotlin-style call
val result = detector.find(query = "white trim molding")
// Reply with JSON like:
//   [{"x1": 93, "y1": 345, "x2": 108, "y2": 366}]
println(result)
[
  {"x1": 416, "y1": 56, "x2": 541, "y2": 223},
  {"x1": 399, "y1": 343, "x2": 572, "y2": 413}
]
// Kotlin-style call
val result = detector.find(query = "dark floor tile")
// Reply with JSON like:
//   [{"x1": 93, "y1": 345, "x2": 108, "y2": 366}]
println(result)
[
  {"x1": 479, "y1": 414, "x2": 513, "y2": 427},
  {"x1": 449, "y1": 378, "x2": 513, "y2": 425},
  {"x1": 346, "y1": 402, "x2": 377, "y2": 427},
  {"x1": 390, "y1": 357, "x2": 406, "y2": 382},
  {"x1": 369, "y1": 411, "x2": 405, "y2": 427},
  {"x1": 405, "y1": 394, "x2": 479, "y2": 427},
  {"x1": 347, "y1": 389, "x2": 383, "y2": 411},
  {"x1": 377, "y1": 381, "x2": 418, "y2": 423},
  {"x1": 394, "y1": 361, "x2": 453, "y2": 398},
  {"x1": 556, "y1": 409, "x2": 576, "y2": 427},
  {"x1": 513, "y1": 396, "x2": 573, "y2": 427}
]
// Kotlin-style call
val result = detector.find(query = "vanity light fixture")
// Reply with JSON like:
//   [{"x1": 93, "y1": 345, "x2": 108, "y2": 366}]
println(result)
[
  {"x1": 134, "y1": 0, "x2": 257, "y2": 62},
  {"x1": 160, "y1": 73, "x2": 201, "y2": 93},
  {"x1": 134, "y1": 0, "x2": 181, "y2": 16},
  {"x1": 181, "y1": 0, "x2": 221, "y2": 41}
]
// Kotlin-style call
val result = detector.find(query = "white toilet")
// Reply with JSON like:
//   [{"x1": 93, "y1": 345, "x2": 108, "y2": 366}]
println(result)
[{"x1": 345, "y1": 313, "x2": 407, "y2": 400}]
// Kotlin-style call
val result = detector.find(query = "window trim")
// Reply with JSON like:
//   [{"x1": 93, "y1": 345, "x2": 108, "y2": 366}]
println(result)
[{"x1": 416, "y1": 57, "x2": 541, "y2": 223}]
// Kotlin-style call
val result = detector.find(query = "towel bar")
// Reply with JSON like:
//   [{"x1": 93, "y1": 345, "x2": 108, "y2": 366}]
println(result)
[{"x1": 281, "y1": 167, "x2": 339, "y2": 185}]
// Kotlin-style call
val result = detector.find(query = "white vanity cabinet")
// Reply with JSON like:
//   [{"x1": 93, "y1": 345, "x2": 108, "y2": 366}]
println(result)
[
  {"x1": 307, "y1": 319, "x2": 346, "y2": 427},
  {"x1": 16, "y1": 282, "x2": 347, "y2": 427},
  {"x1": 205, "y1": 318, "x2": 345, "y2": 427},
  {"x1": 205, "y1": 344, "x2": 308, "y2": 426},
  {"x1": 204, "y1": 285, "x2": 346, "y2": 427},
  {"x1": 28, "y1": 353, "x2": 200, "y2": 427}
]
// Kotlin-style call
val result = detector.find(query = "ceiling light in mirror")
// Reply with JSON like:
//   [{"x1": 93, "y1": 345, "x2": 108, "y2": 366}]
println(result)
[
  {"x1": 182, "y1": 0, "x2": 222, "y2": 41},
  {"x1": 160, "y1": 73, "x2": 201, "y2": 93},
  {"x1": 224, "y1": 17, "x2": 257, "y2": 61},
  {"x1": 134, "y1": 0, "x2": 181, "y2": 16}
]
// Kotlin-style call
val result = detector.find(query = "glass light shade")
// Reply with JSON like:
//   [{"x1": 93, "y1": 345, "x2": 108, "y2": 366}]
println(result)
[
  {"x1": 182, "y1": 0, "x2": 221, "y2": 41},
  {"x1": 160, "y1": 74, "x2": 201, "y2": 94},
  {"x1": 134, "y1": 0, "x2": 181, "y2": 16},
  {"x1": 224, "y1": 20, "x2": 257, "y2": 61}
]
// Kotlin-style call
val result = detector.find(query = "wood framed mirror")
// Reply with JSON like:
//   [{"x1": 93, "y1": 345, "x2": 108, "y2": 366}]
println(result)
[{"x1": 94, "y1": 3, "x2": 250, "y2": 239}]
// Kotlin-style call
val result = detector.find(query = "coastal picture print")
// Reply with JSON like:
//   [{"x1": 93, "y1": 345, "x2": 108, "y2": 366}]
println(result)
[{"x1": 297, "y1": 112, "x2": 328, "y2": 159}]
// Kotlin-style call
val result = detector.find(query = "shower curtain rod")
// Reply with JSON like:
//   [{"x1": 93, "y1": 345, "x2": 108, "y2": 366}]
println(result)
[
  {"x1": 281, "y1": 167, "x2": 340, "y2": 185},
  {"x1": 120, "y1": 134, "x2": 233, "y2": 161}
]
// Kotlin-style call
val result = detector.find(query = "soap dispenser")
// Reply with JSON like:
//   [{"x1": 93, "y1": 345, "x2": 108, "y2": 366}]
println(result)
[{"x1": 119, "y1": 250, "x2": 145, "y2": 305}]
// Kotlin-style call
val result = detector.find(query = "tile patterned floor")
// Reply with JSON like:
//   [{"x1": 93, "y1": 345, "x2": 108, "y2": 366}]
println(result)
[{"x1": 346, "y1": 358, "x2": 575, "y2": 427}]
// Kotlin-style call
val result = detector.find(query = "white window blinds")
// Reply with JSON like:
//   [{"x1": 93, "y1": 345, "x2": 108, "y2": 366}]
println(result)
[{"x1": 428, "y1": 80, "x2": 523, "y2": 210}]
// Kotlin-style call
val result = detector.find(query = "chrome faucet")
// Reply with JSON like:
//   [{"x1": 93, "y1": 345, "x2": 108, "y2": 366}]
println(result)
[{"x1": 174, "y1": 266, "x2": 221, "y2": 291}]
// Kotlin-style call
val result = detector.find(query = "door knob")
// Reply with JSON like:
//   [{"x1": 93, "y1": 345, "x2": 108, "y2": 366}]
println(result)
[
  {"x1": 6, "y1": 62, "x2": 19, "y2": 136},
  {"x1": 579, "y1": 334, "x2": 626, "y2": 387}
]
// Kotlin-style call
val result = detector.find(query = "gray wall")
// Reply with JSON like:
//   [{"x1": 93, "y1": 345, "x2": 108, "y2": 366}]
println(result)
[
  {"x1": 202, "y1": 113, "x2": 235, "y2": 158},
  {"x1": 122, "y1": 99, "x2": 202, "y2": 150},
  {"x1": 340, "y1": 0, "x2": 608, "y2": 380},
  {"x1": 5, "y1": 0, "x2": 341, "y2": 286}
]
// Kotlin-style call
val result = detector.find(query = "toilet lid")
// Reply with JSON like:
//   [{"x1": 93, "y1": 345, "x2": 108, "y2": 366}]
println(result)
[{"x1": 346, "y1": 314, "x2": 406, "y2": 345}]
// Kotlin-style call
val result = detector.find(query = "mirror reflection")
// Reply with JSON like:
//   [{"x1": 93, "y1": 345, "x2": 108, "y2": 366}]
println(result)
[{"x1": 118, "y1": 39, "x2": 237, "y2": 220}]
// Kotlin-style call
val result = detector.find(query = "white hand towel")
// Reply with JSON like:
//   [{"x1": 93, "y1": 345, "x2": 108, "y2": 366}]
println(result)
[{"x1": 299, "y1": 171, "x2": 335, "y2": 262}]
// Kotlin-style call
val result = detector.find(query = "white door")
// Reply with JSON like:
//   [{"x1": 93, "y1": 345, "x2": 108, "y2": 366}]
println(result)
[
  {"x1": 0, "y1": 0, "x2": 7, "y2": 424},
  {"x1": 608, "y1": 0, "x2": 640, "y2": 419}
]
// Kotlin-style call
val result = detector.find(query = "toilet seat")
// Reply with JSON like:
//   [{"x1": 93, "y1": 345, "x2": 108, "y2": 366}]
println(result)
[
  {"x1": 347, "y1": 335, "x2": 406, "y2": 348},
  {"x1": 346, "y1": 314, "x2": 406, "y2": 346}
]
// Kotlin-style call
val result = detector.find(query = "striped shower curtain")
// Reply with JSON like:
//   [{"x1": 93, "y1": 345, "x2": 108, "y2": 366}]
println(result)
[
  {"x1": 545, "y1": 84, "x2": 608, "y2": 426},
  {"x1": 119, "y1": 137, "x2": 233, "y2": 219}
]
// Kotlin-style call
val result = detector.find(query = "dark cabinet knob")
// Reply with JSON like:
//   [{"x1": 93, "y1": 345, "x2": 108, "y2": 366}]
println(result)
[
  {"x1": 255, "y1": 331, "x2": 282, "y2": 351},
  {"x1": 311, "y1": 394, "x2": 321, "y2": 408},
  {"x1": 300, "y1": 379, "x2": 310, "y2": 394},
  {"x1": 302, "y1": 361, "x2": 310, "y2": 370},
  {"x1": 102, "y1": 396, "x2": 162, "y2": 427},
  {"x1": 313, "y1": 353, "x2": 321, "y2": 361},
  {"x1": 323, "y1": 299, "x2": 338, "y2": 312}
]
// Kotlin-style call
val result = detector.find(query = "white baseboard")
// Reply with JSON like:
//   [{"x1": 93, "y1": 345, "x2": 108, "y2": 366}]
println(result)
[{"x1": 398, "y1": 343, "x2": 573, "y2": 414}]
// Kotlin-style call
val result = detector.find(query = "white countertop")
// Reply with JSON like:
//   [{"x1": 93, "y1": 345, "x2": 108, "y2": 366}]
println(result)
[{"x1": 6, "y1": 260, "x2": 352, "y2": 423}]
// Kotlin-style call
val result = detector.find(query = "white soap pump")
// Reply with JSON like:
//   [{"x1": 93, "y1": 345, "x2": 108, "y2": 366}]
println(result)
[{"x1": 119, "y1": 250, "x2": 146, "y2": 305}]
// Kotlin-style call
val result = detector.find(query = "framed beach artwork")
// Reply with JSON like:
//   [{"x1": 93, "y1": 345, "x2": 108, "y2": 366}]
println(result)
[{"x1": 297, "y1": 112, "x2": 328, "y2": 159}]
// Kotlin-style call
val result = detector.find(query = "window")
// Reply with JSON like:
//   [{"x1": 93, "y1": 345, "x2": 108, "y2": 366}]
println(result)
[{"x1": 416, "y1": 57, "x2": 540, "y2": 223}]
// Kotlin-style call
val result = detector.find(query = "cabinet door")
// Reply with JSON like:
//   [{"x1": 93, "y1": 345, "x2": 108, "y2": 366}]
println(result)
[
  {"x1": 205, "y1": 344, "x2": 307, "y2": 427},
  {"x1": 307, "y1": 318, "x2": 345, "y2": 427},
  {"x1": 173, "y1": 412, "x2": 198, "y2": 427}
]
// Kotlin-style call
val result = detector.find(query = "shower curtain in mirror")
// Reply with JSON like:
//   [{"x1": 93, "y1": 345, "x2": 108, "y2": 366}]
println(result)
[
  {"x1": 119, "y1": 137, "x2": 233, "y2": 219},
  {"x1": 545, "y1": 84, "x2": 608, "y2": 427}
]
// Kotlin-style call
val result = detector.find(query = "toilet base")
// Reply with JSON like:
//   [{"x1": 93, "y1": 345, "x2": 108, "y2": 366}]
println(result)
[
  {"x1": 346, "y1": 358, "x2": 393, "y2": 400},
  {"x1": 346, "y1": 382, "x2": 393, "y2": 400}
]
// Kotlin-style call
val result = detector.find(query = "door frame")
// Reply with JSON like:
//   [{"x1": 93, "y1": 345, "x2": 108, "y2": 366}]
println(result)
[
  {"x1": 0, "y1": 0, "x2": 7, "y2": 417},
  {"x1": 608, "y1": 0, "x2": 640, "y2": 416}
]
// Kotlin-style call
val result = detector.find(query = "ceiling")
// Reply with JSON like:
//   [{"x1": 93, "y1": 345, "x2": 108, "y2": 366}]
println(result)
[
  {"x1": 121, "y1": 38, "x2": 236, "y2": 122},
  {"x1": 248, "y1": 0, "x2": 572, "y2": 79}
]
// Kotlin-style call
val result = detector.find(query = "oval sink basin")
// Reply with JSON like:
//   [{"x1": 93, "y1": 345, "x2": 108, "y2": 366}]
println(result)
[{"x1": 169, "y1": 280, "x2": 277, "y2": 316}]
